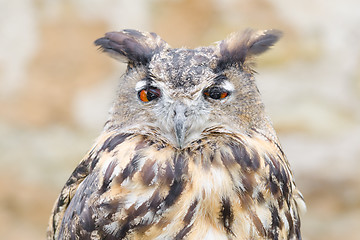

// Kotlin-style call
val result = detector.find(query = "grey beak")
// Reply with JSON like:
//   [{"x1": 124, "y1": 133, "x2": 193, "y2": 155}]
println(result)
[{"x1": 173, "y1": 103, "x2": 188, "y2": 148}]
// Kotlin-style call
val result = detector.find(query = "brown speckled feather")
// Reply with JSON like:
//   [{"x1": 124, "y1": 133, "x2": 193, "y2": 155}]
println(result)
[{"x1": 48, "y1": 129, "x2": 304, "y2": 239}]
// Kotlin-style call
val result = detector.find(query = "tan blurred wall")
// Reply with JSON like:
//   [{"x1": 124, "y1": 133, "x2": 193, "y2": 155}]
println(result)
[{"x1": 0, "y1": 0, "x2": 359, "y2": 239}]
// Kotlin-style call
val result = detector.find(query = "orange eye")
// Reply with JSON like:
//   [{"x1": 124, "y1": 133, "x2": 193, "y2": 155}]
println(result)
[
  {"x1": 139, "y1": 89, "x2": 149, "y2": 102},
  {"x1": 138, "y1": 87, "x2": 161, "y2": 102},
  {"x1": 220, "y1": 92, "x2": 228, "y2": 99},
  {"x1": 203, "y1": 86, "x2": 229, "y2": 100}
]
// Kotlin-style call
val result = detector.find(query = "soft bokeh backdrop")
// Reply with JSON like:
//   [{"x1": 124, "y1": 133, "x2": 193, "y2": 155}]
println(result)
[{"x1": 0, "y1": 0, "x2": 359, "y2": 239}]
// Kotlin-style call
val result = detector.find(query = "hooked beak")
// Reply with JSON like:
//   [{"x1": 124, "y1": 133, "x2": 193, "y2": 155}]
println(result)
[{"x1": 173, "y1": 103, "x2": 188, "y2": 148}]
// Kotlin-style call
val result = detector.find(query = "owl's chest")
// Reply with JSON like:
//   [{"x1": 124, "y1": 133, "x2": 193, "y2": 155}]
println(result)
[
  {"x1": 156, "y1": 150, "x2": 261, "y2": 239},
  {"x1": 108, "y1": 146, "x2": 263, "y2": 239},
  {"x1": 80, "y1": 134, "x2": 291, "y2": 239}
]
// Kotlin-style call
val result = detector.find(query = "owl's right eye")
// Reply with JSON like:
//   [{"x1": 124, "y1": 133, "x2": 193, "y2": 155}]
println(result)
[
  {"x1": 138, "y1": 87, "x2": 161, "y2": 102},
  {"x1": 203, "y1": 86, "x2": 229, "y2": 100}
]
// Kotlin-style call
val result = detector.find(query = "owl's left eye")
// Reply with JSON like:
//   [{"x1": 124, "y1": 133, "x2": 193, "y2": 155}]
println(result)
[
  {"x1": 138, "y1": 87, "x2": 161, "y2": 102},
  {"x1": 203, "y1": 86, "x2": 229, "y2": 100}
]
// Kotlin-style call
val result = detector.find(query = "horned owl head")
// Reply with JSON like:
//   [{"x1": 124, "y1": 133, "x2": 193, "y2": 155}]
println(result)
[{"x1": 95, "y1": 29, "x2": 282, "y2": 148}]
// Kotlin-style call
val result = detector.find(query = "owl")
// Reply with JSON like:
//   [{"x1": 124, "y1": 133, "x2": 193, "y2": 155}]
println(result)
[{"x1": 47, "y1": 29, "x2": 305, "y2": 240}]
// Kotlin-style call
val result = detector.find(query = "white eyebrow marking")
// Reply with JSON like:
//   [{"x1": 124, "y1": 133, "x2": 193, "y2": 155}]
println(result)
[
  {"x1": 135, "y1": 80, "x2": 147, "y2": 91},
  {"x1": 222, "y1": 80, "x2": 235, "y2": 92}
]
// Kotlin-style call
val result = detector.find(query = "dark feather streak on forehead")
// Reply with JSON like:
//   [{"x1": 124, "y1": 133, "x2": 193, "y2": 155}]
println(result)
[
  {"x1": 213, "y1": 74, "x2": 228, "y2": 84},
  {"x1": 148, "y1": 48, "x2": 217, "y2": 90},
  {"x1": 144, "y1": 71, "x2": 156, "y2": 84}
]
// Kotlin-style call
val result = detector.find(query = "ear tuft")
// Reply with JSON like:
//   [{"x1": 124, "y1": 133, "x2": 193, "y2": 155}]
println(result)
[
  {"x1": 247, "y1": 29, "x2": 282, "y2": 55},
  {"x1": 94, "y1": 29, "x2": 169, "y2": 65},
  {"x1": 216, "y1": 29, "x2": 282, "y2": 71}
]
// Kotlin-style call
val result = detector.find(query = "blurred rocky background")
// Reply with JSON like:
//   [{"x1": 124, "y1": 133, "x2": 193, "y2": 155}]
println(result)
[{"x1": 0, "y1": 0, "x2": 359, "y2": 239}]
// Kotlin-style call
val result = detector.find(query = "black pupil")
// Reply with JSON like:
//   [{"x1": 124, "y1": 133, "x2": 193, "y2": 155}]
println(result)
[
  {"x1": 206, "y1": 87, "x2": 226, "y2": 99},
  {"x1": 146, "y1": 87, "x2": 160, "y2": 101}
]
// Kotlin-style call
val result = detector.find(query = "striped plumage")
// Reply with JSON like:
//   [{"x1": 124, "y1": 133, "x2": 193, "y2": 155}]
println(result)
[{"x1": 48, "y1": 29, "x2": 305, "y2": 239}]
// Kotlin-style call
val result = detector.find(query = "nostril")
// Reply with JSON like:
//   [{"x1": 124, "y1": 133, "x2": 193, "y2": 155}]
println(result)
[
  {"x1": 173, "y1": 103, "x2": 188, "y2": 118},
  {"x1": 184, "y1": 110, "x2": 192, "y2": 117}
]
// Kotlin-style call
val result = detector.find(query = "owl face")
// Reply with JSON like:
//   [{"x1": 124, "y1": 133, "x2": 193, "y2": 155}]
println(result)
[
  {"x1": 95, "y1": 29, "x2": 281, "y2": 148},
  {"x1": 140, "y1": 48, "x2": 237, "y2": 147}
]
